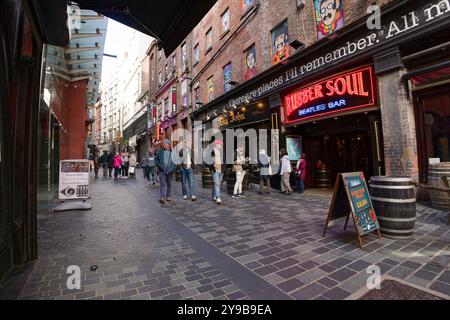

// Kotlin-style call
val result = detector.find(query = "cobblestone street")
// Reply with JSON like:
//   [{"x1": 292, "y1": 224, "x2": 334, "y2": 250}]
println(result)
[{"x1": 1, "y1": 171, "x2": 450, "y2": 300}]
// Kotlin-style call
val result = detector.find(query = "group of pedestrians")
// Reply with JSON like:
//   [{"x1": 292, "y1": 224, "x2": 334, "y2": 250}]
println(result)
[
  {"x1": 95, "y1": 136, "x2": 308, "y2": 203},
  {"x1": 97, "y1": 150, "x2": 137, "y2": 180},
  {"x1": 279, "y1": 149, "x2": 307, "y2": 195},
  {"x1": 141, "y1": 138, "x2": 307, "y2": 206}
]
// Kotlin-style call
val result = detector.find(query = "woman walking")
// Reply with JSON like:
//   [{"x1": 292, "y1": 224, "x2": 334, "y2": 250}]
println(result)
[
  {"x1": 280, "y1": 149, "x2": 293, "y2": 195},
  {"x1": 113, "y1": 153, "x2": 122, "y2": 180},
  {"x1": 128, "y1": 152, "x2": 137, "y2": 178},
  {"x1": 295, "y1": 153, "x2": 307, "y2": 195},
  {"x1": 232, "y1": 146, "x2": 246, "y2": 199},
  {"x1": 121, "y1": 152, "x2": 129, "y2": 179}
]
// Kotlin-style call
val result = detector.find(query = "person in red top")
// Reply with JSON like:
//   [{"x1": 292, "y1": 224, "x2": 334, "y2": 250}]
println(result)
[
  {"x1": 113, "y1": 153, "x2": 122, "y2": 180},
  {"x1": 295, "y1": 153, "x2": 307, "y2": 195}
]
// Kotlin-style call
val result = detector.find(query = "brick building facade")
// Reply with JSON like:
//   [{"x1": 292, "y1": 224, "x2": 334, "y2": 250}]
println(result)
[{"x1": 142, "y1": 0, "x2": 450, "y2": 190}]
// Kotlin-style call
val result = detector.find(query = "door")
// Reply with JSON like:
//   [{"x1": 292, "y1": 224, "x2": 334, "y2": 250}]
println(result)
[{"x1": 303, "y1": 137, "x2": 322, "y2": 188}]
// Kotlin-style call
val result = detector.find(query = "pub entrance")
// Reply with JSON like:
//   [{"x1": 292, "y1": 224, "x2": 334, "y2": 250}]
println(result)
[{"x1": 288, "y1": 111, "x2": 383, "y2": 189}]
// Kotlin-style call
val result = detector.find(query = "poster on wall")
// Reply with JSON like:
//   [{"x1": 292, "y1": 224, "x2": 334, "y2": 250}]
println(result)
[
  {"x1": 58, "y1": 160, "x2": 90, "y2": 200},
  {"x1": 286, "y1": 136, "x2": 302, "y2": 161},
  {"x1": 244, "y1": 45, "x2": 257, "y2": 81},
  {"x1": 314, "y1": 0, "x2": 345, "y2": 40},
  {"x1": 207, "y1": 77, "x2": 214, "y2": 102},
  {"x1": 223, "y1": 63, "x2": 233, "y2": 93},
  {"x1": 272, "y1": 21, "x2": 289, "y2": 65}
]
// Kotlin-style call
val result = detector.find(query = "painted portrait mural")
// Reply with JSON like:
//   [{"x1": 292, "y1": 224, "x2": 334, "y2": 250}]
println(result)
[
  {"x1": 271, "y1": 21, "x2": 289, "y2": 65},
  {"x1": 244, "y1": 45, "x2": 257, "y2": 81},
  {"x1": 207, "y1": 77, "x2": 214, "y2": 102},
  {"x1": 314, "y1": 0, "x2": 345, "y2": 40}
]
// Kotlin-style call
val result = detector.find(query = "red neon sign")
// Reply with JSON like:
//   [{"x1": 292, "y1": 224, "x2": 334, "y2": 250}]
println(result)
[{"x1": 284, "y1": 66, "x2": 376, "y2": 124}]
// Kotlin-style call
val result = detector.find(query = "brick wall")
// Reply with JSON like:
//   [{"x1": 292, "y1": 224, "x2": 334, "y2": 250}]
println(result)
[
  {"x1": 378, "y1": 69, "x2": 419, "y2": 181},
  {"x1": 187, "y1": 0, "x2": 397, "y2": 107}
]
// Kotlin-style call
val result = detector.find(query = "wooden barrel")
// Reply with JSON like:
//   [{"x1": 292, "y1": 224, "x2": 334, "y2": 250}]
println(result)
[
  {"x1": 202, "y1": 167, "x2": 213, "y2": 189},
  {"x1": 315, "y1": 168, "x2": 333, "y2": 188},
  {"x1": 369, "y1": 176, "x2": 416, "y2": 239},
  {"x1": 428, "y1": 163, "x2": 450, "y2": 211}
]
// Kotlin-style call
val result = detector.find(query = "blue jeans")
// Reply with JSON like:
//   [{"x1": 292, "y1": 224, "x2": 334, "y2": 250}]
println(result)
[
  {"x1": 159, "y1": 172, "x2": 173, "y2": 199},
  {"x1": 296, "y1": 177, "x2": 305, "y2": 194},
  {"x1": 146, "y1": 166, "x2": 156, "y2": 183},
  {"x1": 181, "y1": 168, "x2": 195, "y2": 197},
  {"x1": 211, "y1": 171, "x2": 223, "y2": 199}
]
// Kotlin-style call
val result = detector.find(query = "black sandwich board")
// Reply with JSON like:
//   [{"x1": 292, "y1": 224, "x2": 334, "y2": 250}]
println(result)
[{"x1": 323, "y1": 172, "x2": 381, "y2": 248}]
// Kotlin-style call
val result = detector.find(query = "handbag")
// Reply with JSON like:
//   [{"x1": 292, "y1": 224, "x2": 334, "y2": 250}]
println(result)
[{"x1": 129, "y1": 166, "x2": 135, "y2": 174}]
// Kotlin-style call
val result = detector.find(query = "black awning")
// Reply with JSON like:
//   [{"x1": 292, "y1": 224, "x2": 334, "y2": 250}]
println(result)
[{"x1": 74, "y1": 0, "x2": 217, "y2": 55}]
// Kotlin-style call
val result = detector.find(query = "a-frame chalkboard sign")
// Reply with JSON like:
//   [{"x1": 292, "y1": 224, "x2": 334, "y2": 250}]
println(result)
[{"x1": 323, "y1": 172, "x2": 381, "y2": 248}]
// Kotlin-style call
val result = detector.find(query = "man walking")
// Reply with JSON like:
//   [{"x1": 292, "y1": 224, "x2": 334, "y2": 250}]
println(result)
[
  {"x1": 258, "y1": 149, "x2": 271, "y2": 194},
  {"x1": 280, "y1": 149, "x2": 293, "y2": 195},
  {"x1": 144, "y1": 150, "x2": 157, "y2": 185},
  {"x1": 156, "y1": 140, "x2": 176, "y2": 204},
  {"x1": 180, "y1": 140, "x2": 196, "y2": 201}
]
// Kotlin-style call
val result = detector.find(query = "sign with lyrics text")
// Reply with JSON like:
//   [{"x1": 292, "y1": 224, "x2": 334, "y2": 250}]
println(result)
[{"x1": 323, "y1": 172, "x2": 381, "y2": 248}]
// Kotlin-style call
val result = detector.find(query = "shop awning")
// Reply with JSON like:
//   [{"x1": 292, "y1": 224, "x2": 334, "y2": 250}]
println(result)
[{"x1": 74, "y1": 0, "x2": 217, "y2": 55}]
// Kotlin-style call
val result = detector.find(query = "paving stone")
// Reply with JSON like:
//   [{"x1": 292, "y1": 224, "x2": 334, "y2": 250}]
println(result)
[
  {"x1": 277, "y1": 266, "x2": 306, "y2": 279},
  {"x1": 317, "y1": 277, "x2": 339, "y2": 288},
  {"x1": 277, "y1": 278, "x2": 305, "y2": 292},
  {"x1": 414, "y1": 269, "x2": 438, "y2": 281},
  {"x1": 291, "y1": 283, "x2": 327, "y2": 300},
  {"x1": 322, "y1": 287, "x2": 352, "y2": 300},
  {"x1": 328, "y1": 268, "x2": 356, "y2": 282},
  {"x1": 430, "y1": 281, "x2": 450, "y2": 296},
  {"x1": 389, "y1": 266, "x2": 415, "y2": 280}
]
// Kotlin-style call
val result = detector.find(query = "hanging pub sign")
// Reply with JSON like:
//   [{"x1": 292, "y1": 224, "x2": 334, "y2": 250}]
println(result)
[
  {"x1": 218, "y1": 101, "x2": 269, "y2": 130},
  {"x1": 58, "y1": 160, "x2": 90, "y2": 200},
  {"x1": 284, "y1": 66, "x2": 376, "y2": 124},
  {"x1": 323, "y1": 172, "x2": 381, "y2": 248}
]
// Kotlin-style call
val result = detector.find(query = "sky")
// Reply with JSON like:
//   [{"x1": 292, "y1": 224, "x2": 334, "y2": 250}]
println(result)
[{"x1": 101, "y1": 19, "x2": 134, "y2": 84}]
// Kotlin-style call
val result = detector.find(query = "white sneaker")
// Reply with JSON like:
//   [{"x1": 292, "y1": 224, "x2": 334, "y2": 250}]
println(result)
[
  {"x1": 216, "y1": 198, "x2": 222, "y2": 204},
  {"x1": 191, "y1": 196, "x2": 197, "y2": 201},
  {"x1": 213, "y1": 197, "x2": 217, "y2": 202},
  {"x1": 183, "y1": 195, "x2": 188, "y2": 200}
]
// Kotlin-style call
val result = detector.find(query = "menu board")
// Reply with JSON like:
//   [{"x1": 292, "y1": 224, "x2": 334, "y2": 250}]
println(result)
[{"x1": 323, "y1": 172, "x2": 381, "y2": 248}]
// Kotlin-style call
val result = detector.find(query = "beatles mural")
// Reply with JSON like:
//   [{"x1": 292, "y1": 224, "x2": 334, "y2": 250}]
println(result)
[
  {"x1": 314, "y1": 0, "x2": 345, "y2": 40},
  {"x1": 272, "y1": 20, "x2": 289, "y2": 65},
  {"x1": 244, "y1": 45, "x2": 257, "y2": 81}
]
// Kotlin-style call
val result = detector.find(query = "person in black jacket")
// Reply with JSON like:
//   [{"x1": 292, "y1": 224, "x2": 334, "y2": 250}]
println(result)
[
  {"x1": 107, "y1": 150, "x2": 115, "y2": 178},
  {"x1": 98, "y1": 151, "x2": 109, "y2": 178}
]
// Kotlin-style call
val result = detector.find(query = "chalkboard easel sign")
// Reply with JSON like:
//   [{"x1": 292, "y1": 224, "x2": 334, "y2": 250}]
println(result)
[{"x1": 323, "y1": 172, "x2": 381, "y2": 248}]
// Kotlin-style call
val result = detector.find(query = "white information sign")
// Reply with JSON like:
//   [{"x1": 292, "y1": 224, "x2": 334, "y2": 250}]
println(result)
[{"x1": 58, "y1": 160, "x2": 90, "y2": 200}]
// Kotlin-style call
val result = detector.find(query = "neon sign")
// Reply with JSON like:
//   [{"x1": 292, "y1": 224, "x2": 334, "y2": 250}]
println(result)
[{"x1": 284, "y1": 66, "x2": 376, "y2": 124}]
